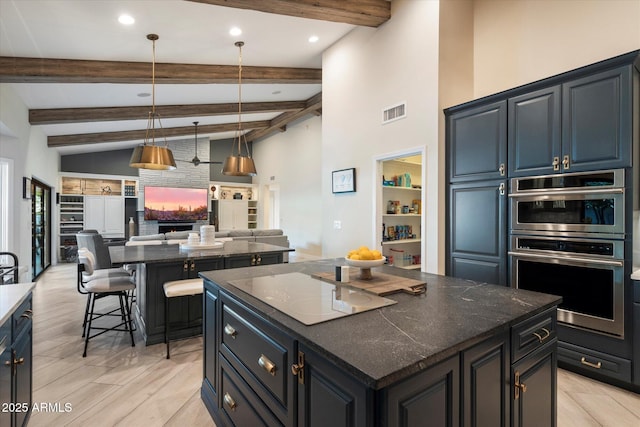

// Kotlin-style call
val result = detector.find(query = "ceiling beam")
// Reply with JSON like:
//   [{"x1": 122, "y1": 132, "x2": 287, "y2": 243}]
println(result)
[
  {"x1": 30, "y1": 101, "x2": 308, "y2": 125},
  {"x1": 0, "y1": 57, "x2": 321, "y2": 84},
  {"x1": 246, "y1": 92, "x2": 322, "y2": 142},
  {"x1": 47, "y1": 120, "x2": 272, "y2": 147},
  {"x1": 187, "y1": 0, "x2": 391, "y2": 27}
]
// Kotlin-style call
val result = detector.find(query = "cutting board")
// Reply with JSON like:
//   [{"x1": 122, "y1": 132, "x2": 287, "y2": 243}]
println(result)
[{"x1": 312, "y1": 270, "x2": 426, "y2": 296}]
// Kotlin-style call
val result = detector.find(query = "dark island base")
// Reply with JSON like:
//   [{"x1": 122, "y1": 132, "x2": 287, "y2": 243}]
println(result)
[{"x1": 199, "y1": 260, "x2": 561, "y2": 427}]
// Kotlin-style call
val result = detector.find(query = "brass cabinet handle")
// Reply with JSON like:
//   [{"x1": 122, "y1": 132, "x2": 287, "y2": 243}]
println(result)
[
  {"x1": 223, "y1": 393, "x2": 237, "y2": 411},
  {"x1": 190, "y1": 260, "x2": 195, "y2": 272},
  {"x1": 258, "y1": 354, "x2": 277, "y2": 376},
  {"x1": 514, "y1": 371, "x2": 527, "y2": 399},
  {"x1": 183, "y1": 261, "x2": 188, "y2": 272},
  {"x1": 499, "y1": 163, "x2": 505, "y2": 176},
  {"x1": 552, "y1": 156, "x2": 560, "y2": 171},
  {"x1": 580, "y1": 357, "x2": 602, "y2": 369},
  {"x1": 499, "y1": 182, "x2": 505, "y2": 196},
  {"x1": 291, "y1": 351, "x2": 305, "y2": 384},
  {"x1": 563, "y1": 155, "x2": 570, "y2": 170},
  {"x1": 532, "y1": 327, "x2": 550, "y2": 343},
  {"x1": 224, "y1": 324, "x2": 237, "y2": 339},
  {"x1": 15, "y1": 357, "x2": 25, "y2": 365},
  {"x1": 255, "y1": 255, "x2": 261, "y2": 265}
]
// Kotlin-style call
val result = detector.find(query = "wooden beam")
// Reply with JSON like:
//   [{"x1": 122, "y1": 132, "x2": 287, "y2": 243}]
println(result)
[
  {"x1": 246, "y1": 92, "x2": 321, "y2": 142},
  {"x1": 187, "y1": 0, "x2": 391, "y2": 27},
  {"x1": 0, "y1": 57, "x2": 321, "y2": 84},
  {"x1": 47, "y1": 120, "x2": 271, "y2": 147},
  {"x1": 30, "y1": 101, "x2": 307, "y2": 125}
]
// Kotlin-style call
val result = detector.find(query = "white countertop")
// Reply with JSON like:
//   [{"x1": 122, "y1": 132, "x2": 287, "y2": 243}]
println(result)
[
  {"x1": 0, "y1": 283, "x2": 35, "y2": 326},
  {"x1": 631, "y1": 270, "x2": 640, "y2": 281}
]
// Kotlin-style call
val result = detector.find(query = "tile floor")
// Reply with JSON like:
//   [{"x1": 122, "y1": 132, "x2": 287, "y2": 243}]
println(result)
[{"x1": 25, "y1": 261, "x2": 640, "y2": 426}]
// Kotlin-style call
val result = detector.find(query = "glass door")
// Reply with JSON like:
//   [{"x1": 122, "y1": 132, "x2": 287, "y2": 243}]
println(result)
[{"x1": 32, "y1": 179, "x2": 51, "y2": 279}]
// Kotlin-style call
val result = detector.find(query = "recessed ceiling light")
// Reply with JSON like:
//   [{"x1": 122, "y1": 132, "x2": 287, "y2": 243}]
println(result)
[
  {"x1": 229, "y1": 27, "x2": 242, "y2": 36},
  {"x1": 118, "y1": 14, "x2": 135, "y2": 25},
  {"x1": 308, "y1": 35, "x2": 319, "y2": 43},
  {"x1": 137, "y1": 92, "x2": 150, "y2": 98}
]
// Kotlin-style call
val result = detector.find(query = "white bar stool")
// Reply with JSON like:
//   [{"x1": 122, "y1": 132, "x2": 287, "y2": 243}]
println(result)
[{"x1": 163, "y1": 278, "x2": 203, "y2": 359}]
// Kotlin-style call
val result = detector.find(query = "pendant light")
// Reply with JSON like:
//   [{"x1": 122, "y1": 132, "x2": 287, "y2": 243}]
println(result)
[
  {"x1": 129, "y1": 34, "x2": 177, "y2": 170},
  {"x1": 222, "y1": 41, "x2": 257, "y2": 176}
]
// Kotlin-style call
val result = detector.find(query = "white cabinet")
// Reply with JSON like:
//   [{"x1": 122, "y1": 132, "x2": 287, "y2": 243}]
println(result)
[
  {"x1": 85, "y1": 196, "x2": 125, "y2": 237},
  {"x1": 219, "y1": 200, "x2": 249, "y2": 230}
]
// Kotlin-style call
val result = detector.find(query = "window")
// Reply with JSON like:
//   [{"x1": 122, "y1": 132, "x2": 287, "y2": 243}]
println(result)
[{"x1": 0, "y1": 157, "x2": 12, "y2": 253}]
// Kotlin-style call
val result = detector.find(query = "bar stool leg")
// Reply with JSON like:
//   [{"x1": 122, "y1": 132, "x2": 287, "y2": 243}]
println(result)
[
  {"x1": 83, "y1": 293, "x2": 96, "y2": 358},
  {"x1": 165, "y1": 295, "x2": 170, "y2": 359}
]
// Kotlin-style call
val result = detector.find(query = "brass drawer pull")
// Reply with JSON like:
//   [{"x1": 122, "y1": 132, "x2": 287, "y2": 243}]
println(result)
[
  {"x1": 532, "y1": 327, "x2": 550, "y2": 343},
  {"x1": 223, "y1": 392, "x2": 237, "y2": 411},
  {"x1": 580, "y1": 357, "x2": 602, "y2": 369},
  {"x1": 258, "y1": 354, "x2": 277, "y2": 376},
  {"x1": 224, "y1": 324, "x2": 237, "y2": 339},
  {"x1": 514, "y1": 371, "x2": 527, "y2": 399}
]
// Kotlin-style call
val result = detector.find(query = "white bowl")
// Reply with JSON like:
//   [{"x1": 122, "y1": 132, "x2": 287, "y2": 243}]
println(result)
[{"x1": 344, "y1": 256, "x2": 386, "y2": 268}]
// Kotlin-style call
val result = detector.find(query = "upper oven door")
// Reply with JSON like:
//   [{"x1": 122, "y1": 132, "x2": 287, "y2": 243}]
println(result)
[{"x1": 510, "y1": 190, "x2": 625, "y2": 235}]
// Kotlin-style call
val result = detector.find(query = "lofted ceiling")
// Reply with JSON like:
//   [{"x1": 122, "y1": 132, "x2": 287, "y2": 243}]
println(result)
[{"x1": 0, "y1": 0, "x2": 390, "y2": 156}]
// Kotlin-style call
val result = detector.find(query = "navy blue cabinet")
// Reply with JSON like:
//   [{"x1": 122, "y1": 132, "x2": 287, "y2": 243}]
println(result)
[
  {"x1": 448, "y1": 179, "x2": 507, "y2": 286},
  {"x1": 448, "y1": 100, "x2": 507, "y2": 182},
  {"x1": 508, "y1": 86, "x2": 562, "y2": 177},
  {"x1": 0, "y1": 296, "x2": 33, "y2": 427},
  {"x1": 297, "y1": 344, "x2": 371, "y2": 427},
  {"x1": 509, "y1": 66, "x2": 633, "y2": 177},
  {"x1": 562, "y1": 66, "x2": 633, "y2": 172}
]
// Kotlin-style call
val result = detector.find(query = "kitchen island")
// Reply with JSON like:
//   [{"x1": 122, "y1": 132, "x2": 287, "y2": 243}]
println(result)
[
  {"x1": 109, "y1": 241, "x2": 293, "y2": 345},
  {"x1": 200, "y1": 259, "x2": 562, "y2": 426}
]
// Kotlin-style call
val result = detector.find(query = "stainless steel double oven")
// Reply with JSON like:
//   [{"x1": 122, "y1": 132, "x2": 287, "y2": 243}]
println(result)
[{"x1": 509, "y1": 169, "x2": 626, "y2": 338}]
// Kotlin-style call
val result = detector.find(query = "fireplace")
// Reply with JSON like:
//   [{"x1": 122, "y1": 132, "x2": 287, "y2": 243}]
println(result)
[{"x1": 158, "y1": 224, "x2": 194, "y2": 234}]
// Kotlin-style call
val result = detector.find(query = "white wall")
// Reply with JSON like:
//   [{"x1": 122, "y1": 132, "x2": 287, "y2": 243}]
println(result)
[
  {"x1": 473, "y1": 0, "x2": 640, "y2": 98},
  {"x1": 322, "y1": 0, "x2": 441, "y2": 272},
  {"x1": 0, "y1": 84, "x2": 60, "y2": 280},
  {"x1": 252, "y1": 115, "x2": 323, "y2": 256}
]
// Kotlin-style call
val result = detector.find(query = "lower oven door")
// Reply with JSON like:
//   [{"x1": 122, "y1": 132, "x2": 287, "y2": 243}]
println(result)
[{"x1": 509, "y1": 251, "x2": 624, "y2": 338}]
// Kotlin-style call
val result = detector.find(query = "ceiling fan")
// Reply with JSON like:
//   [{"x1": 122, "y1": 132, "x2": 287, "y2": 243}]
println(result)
[{"x1": 177, "y1": 121, "x2": 222, "y2": 167}]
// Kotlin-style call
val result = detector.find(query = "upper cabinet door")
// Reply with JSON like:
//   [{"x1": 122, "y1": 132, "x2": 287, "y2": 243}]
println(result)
[
  {"x1": 562, "y1": 65, "x2": 632, "y2": 172},
  {"x1": 508, "y1": 86, "x2": 561, "y2": 177},
  {"x1": 448, "y1": 100, "x2": 507, "y2": 182}
]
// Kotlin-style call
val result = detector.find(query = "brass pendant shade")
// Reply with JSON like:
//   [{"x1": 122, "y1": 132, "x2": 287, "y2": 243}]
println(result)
[
  {"x1": 129, "y1": 34, "x2": 176, "y2": 171},
  {"x1": 129, "y1": 145, "x2": 176, "y2": 170},
  {"x1": 222, "y1": 41, "x2": 257, "y2": 177},
  {"x1": 221, "y1": 155, "x2": 257, "y2": 176}
]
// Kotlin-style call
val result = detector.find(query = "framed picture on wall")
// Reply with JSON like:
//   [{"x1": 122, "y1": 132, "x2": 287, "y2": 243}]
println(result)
[
  {"x1": 23, "y1": 177, "x2": 32, "y2": 199},
  {"x1": 332, "y1": 168, "x2": 356, "y2": 193}
]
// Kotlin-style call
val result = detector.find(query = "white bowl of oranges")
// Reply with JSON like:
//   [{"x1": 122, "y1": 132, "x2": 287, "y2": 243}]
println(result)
[{"x1": 345, "y1": 247, "x2": 386, "y2": 279}]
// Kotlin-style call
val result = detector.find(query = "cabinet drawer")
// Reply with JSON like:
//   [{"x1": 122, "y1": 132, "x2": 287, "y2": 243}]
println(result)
[
  {"x1": 511, "y1": 307, "x2": 556, "y2": 362},
  {"x1": 558, "y1": 341, "x2": 631, "y2": 383},
  {"x1": 12, "y1": 297, "x2": 33, "y2": 339},
  {"x1": 220, "y1": 294, "x2": 292, "y2": 409},
  {"x1": 219, "y1": 355, "x2": 282, "y2": 427}
]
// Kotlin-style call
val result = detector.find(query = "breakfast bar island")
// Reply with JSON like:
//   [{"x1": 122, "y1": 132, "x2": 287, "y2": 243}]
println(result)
[
  {"x1": 109, "y1": 241, "x2": 293, "y2": 345},
  {"x1": 200, "y1": 259, "x2": 562, "y2": 427}
]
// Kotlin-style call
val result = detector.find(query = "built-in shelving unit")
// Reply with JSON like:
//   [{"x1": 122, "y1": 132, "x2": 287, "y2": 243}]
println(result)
[
  {"x1": 58, "y1": 195, "x2": 84, "y2": 262},
  {"x1": 58, "y1": 175, "x2": 138, "y2": 262},
  {"x1": 380, "y1": 157, "x2": 423, "y2": 269},
  {"x1": 248, "y1": 200, "x2": 258, "y2": 229}
]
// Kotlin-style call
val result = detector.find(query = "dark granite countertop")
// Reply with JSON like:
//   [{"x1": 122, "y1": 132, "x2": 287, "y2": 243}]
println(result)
[
  {"x1": 200, "y1": 259, "x2": 561, "y2": 390},
  {"x1": 109, "y1": 240, "x2": 294, "y2": 265}
]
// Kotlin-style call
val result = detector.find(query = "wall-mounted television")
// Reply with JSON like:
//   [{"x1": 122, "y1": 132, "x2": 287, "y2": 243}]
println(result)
[{"x1": 144, "y1": 186, "x2": 208, "y2": 222}]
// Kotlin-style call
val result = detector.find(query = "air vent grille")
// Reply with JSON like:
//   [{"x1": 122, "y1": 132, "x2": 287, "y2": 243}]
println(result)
[{"x1": 382, "y1": 102, "x2": 407, "y2": 124}]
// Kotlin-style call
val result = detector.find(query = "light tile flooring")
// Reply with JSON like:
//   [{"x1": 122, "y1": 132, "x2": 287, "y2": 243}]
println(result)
[{"x1": 27, "y1": 262, "x2": 640, "y2": 426}]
